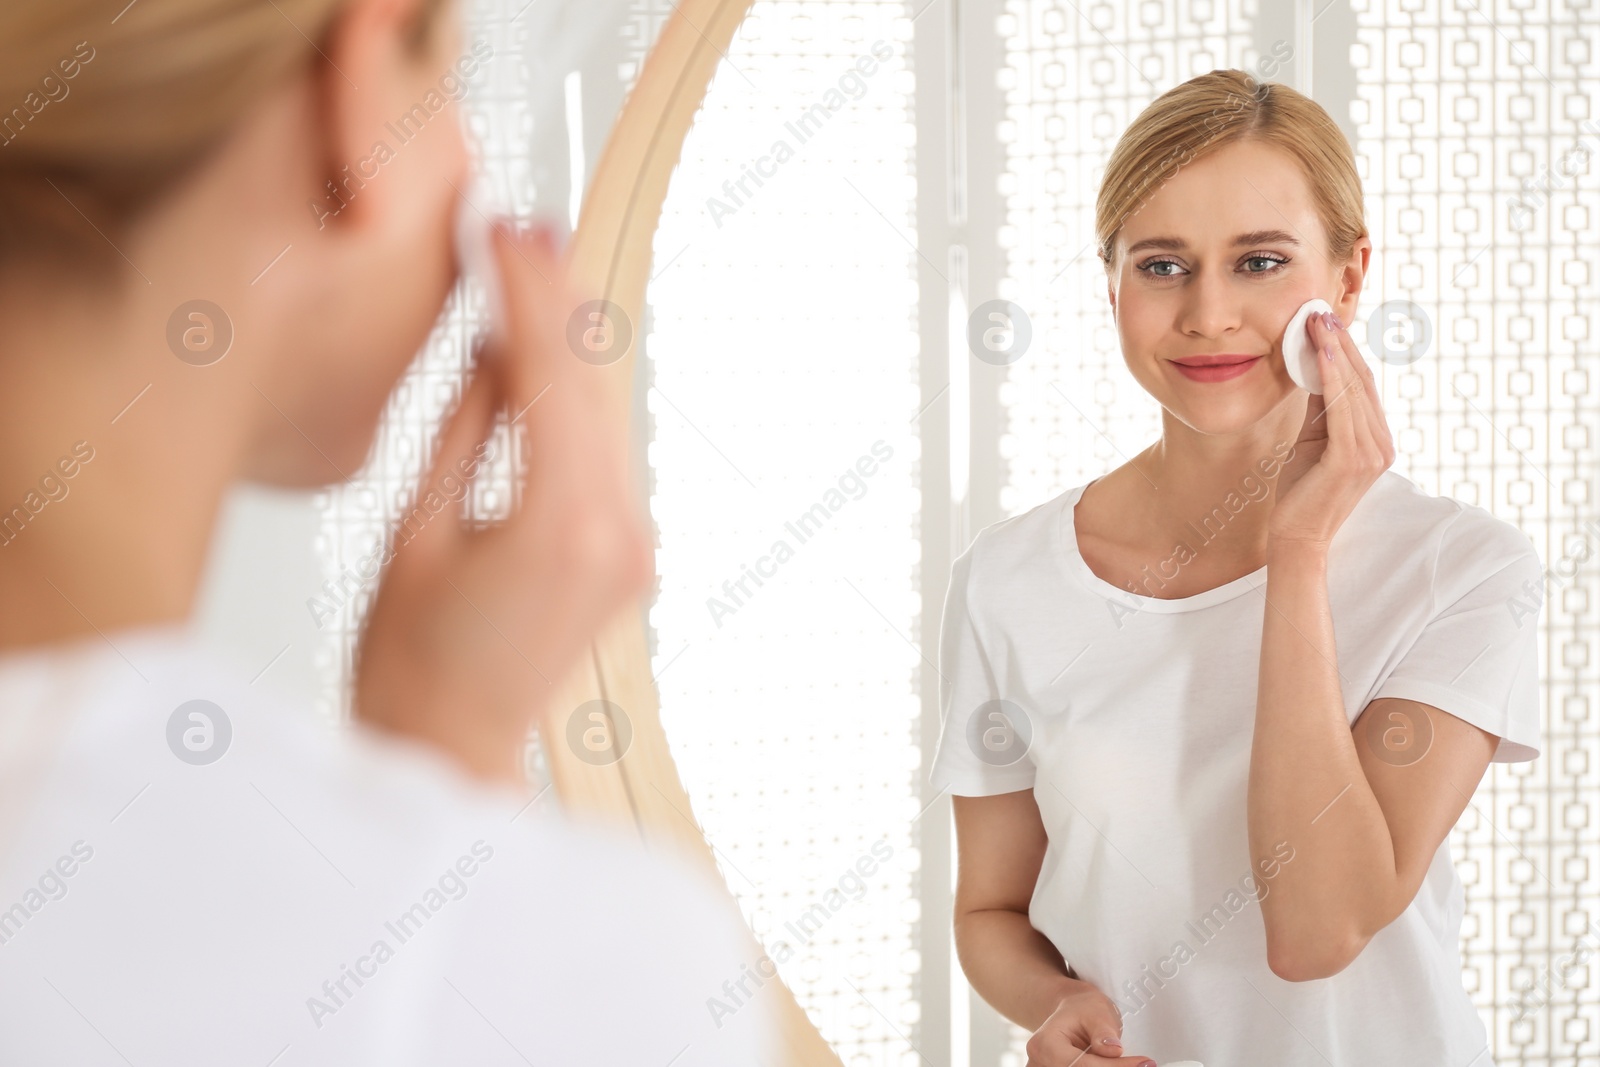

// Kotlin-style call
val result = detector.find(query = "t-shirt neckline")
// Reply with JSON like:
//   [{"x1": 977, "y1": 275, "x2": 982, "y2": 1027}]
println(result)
[{"x1": 1053, "y1": 477, "x2": 1270, "y2": 613}]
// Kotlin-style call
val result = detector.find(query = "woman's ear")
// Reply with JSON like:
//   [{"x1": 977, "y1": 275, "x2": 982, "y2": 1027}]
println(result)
[
  {"x1": 1335, "y1": 235, "x2": 1371, "y2": 327},
  {"x1": 309, "y1": 0, "x2": 463, "y2": 235}
]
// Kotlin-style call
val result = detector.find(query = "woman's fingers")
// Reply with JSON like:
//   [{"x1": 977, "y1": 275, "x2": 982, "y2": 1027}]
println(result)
[
  {"x1": 1025, "y1": 1022, "x2": 1153, "y2": 1067},
  {"x1": 1318, "y1": 314, "x2": 1365, "y2": 456},
  {"x1": 489, "y1": 220, "x2": 585, "y2": 450},
  {"x1": 1085, "y1": 1001, "x2": 1128, "y2": 1057},
  {"x1": 1338, "y1": 316, "x2": 1396, "y2": 466},
  {"x1": 1322, "y1": 313, "x2": 1389, "y2": 471},
  {"x1": 1024, "y1": 986, "x2": 1154, "y2": 1067},
  {"x1": 396, "y1": 346, "x2": 501, "y2": 569},
  {"x1": 490, "y1": 220, "x2": 624, "y2": 504},
  {"x1": 1314, "y1": 313, "x2": 1361, "y2": 461},
  {"x1": 484, "y1": 216, "x2": 652, "y2": 613},
  {"x1": 1023, "y1": 1045, "x2": 1153, "y2": 1067}
]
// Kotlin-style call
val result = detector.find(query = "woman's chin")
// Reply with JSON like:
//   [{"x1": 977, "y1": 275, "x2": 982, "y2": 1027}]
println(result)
[
  {"x1": 1166, "y1": 392, "x2": 1295, "y2": 437},
  {"x1": 240, "y1": 432, "x2": 375, "y2": 489}
]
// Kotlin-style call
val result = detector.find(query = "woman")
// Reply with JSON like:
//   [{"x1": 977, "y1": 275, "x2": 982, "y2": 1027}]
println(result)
[
  {"x1": 932, "y1": 70, "x2": 1543, "y2": 1066},
  {"x1": 0, "y1": 0, "x2": 776, "y2": 1062}
]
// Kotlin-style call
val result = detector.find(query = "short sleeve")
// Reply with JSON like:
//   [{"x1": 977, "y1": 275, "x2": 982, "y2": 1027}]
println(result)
[
  {"x1": 1370, "y1": 511, "x2": 1544, "y2": 763},
  {"x1": 928, "y1": 534, "x2": 1038, "y2": 795}
]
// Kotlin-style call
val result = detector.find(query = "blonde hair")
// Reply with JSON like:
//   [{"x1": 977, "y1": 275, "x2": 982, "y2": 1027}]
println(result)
[
  {"x1": 0, "y1": 0, "x2": 450, "y2": 271},
  {"x1": 1094, "y1": 69, "x2": 1367, "y2": 270}
]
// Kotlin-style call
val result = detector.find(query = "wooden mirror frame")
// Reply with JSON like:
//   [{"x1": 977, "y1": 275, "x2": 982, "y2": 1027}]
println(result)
[{"x1": 536, "y1": 2, "x2": 845, "y2": 1064}]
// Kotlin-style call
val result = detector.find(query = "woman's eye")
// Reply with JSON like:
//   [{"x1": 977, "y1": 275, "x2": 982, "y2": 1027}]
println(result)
[
  {"x1": 1244, "y1": 255, "x2": 1286, "y2": 272},
  {"x1": 1137, "y1": 254, "x2": 1287, "y2": 279}
]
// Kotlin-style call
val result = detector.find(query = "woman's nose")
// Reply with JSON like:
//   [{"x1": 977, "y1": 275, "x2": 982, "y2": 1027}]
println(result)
[{"x1": 1176, "y1": 273, "x2": 1245, "y2": 339}]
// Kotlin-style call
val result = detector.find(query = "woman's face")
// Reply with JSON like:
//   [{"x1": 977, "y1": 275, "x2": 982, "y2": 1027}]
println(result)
[{"x1": 1105, "y1": 138, "x2": 1368, "y2": 436}]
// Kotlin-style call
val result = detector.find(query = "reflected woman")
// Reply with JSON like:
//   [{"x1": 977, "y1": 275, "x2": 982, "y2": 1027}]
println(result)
[{"x1": 933, "y1": 69, "x2": 1542, "y2": 1066}]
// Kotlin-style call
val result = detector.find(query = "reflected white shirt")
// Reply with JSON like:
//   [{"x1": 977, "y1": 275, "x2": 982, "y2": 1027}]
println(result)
[{"x1": 931, "y1": 470, "x2": 1543, "y2": 1064}]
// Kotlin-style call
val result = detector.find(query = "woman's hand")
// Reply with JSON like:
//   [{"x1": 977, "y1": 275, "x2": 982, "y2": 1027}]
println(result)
[
  {"x1": 353, "y1": 219, "x2": 656, "y2": 784},
  {"x1": 1269, "y1": 310, "x2": 1397, "y2": 549},
  {"x1": 1024, "y1": 983, "x2": 1157, "y2": 1067}
]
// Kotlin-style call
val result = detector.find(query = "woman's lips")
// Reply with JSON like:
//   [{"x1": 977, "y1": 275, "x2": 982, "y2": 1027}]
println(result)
[{"x1": 1170, "y1": 357, "x2": 1263, "y2": 383}]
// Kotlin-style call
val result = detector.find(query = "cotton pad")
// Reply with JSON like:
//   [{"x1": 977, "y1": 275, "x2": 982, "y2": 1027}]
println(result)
[
  {"x1": 1281, "y1": 297, "x2": 1333, "y2": 395},
  {"x1": 1163, "y1": 1061, "x2": 1205, "y2": 1067}
]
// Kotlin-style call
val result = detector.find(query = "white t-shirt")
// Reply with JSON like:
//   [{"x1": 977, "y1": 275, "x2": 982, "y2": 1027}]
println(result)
[
  {"x1": 0, "y1": 624, "x2": 778, "y2": 1065},
  {"x1": 931, "y1": 469, "x2": 1544, "y2": 1064}
]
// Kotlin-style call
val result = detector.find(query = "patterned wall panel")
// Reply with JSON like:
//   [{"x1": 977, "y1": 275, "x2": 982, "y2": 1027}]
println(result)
[{"x1": 1348, "y1": 3, "x2": 1599, "y2": 1062}]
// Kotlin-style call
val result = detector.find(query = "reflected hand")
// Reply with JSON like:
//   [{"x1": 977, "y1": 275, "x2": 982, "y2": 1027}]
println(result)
[
  {"x1": 1025, "y1": 984, "x2": 1157, "y2": 1067},
  {"x1": 1270, "y1": 311, "x2": 1396, "y2": 550}
]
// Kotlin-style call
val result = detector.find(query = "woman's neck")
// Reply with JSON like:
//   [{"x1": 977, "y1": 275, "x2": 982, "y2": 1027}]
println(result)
[
  {"x1": 0, "y1": 268, "x2": 247, "y2": 653},
  {"x1": 1108, "y1": 401, "x2": 1308, "y2": 559}
]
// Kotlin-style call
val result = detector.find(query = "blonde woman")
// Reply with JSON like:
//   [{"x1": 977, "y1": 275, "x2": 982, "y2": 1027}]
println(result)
[
  {"x1": 933, "y1": 70, "x2": 1542, "y2": 1066},
  {"x1": 0, "y1": 0, "x2": 776, "y2": 1062}
]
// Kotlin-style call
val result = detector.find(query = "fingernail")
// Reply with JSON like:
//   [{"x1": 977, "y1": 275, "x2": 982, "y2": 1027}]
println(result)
[
  {"x1": 531, "y1": 221, "x2": 557, "y2": 255},
  {"x1": 1100, "y1": 1037, "x2": 1123, "y2": 1050},
  {"x1": 533, "y1": 215, "x2": 570, "y2": 256},
  {"x1": 1324, "y1": 342, "x2": 1336, "y2": 361}
]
